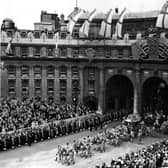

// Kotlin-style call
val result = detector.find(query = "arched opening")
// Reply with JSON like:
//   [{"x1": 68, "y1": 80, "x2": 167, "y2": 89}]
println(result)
[
  {"x1": 142, "y1": 77, "x2": 168, "y2": 114},
  {"x1": 105, "y1": 75, "x2": 134, "y2": 113},
  {"x1": 83, "y1": 95, "x2": 98, "y2": 111}
]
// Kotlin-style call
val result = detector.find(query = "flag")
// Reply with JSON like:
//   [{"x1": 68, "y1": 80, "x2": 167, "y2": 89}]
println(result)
[
  {"x1": 99, "y1": 9, "x2": 113, "y2": 38},
  {"x1": 156, "y1": 1, "x2": 168, "y2": 29},
  {"x1": 67, "y1": 9, "x2": 84, "y2": 35},
  {"x1": 54, "y1": 31, "x2": 59, "y2": 50},
  {"x1": 99, "y1": 20, "x2": 106, "y2": 37},
  {"x1": 79, "y1": 9, "x2": 97, "y2": 37},
  {"x1": 115, "y1": 8, "x2": 126, "y2": 38},
  {"x1": 105, "y1": 9, "x2": 113, "y2": 38}
]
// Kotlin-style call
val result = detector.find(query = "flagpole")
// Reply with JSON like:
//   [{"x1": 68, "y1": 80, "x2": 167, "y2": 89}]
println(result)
[{"x1": 76, "y1": 0, "x2": 78, "y2": 8}]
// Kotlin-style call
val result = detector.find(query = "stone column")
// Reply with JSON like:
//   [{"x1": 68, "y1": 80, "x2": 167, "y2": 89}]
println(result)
[
  {"x1": 98, "y1": 67, "x2": 104, "y2": 113},
  {"x1": 67, "y1": 66, "x2": 72, "y2": 103},
  {"x1": 29, "y1": 66, "x2": 34, "y2": 98},
  {"x1": 16, "y1": 66, "x2": 21, "y2": 100},
  {"x1": 42, "y1": 66, "x2": 47, "y2": 100},
  {"x1": 79, "y1": 66, "x2": 84, "y2": 103},
  {"x1": 54, "y1": 66, "x2": 60, "y2": 104},
  {"x1": 133, "y1": 70, "x2": 141, "y2": 114}
]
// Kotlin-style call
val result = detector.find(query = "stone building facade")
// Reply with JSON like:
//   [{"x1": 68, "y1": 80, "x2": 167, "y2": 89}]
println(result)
[{"x1": 1, "y1": 10, "x2": 168, "y2": 114}]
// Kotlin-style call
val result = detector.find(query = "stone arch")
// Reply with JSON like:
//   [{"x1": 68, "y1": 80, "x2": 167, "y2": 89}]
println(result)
[
  {"x1": 105, "y1": 69, "x2": 136, "y2": 90},
  {"x1": 142, "y1": 76, "x2": 168, "y2": 114},
  {"x1": 105, "y1": 74, "x2": 134, "y2": 113}
]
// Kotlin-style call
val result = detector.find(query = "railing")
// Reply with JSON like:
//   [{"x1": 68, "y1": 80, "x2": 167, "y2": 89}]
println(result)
[{"x1": 1, "y1": 35, "x2": 137, "y2": 46}]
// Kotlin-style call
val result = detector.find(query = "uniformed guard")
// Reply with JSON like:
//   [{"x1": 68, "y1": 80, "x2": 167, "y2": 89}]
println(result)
[
  {"x1": 11, "y1": 134, "x2": 15, "y2": 149},
  {"x1": 25, "y1": 130, "x2": 28, "y2": 145},
  {"x1": 27, "y1": 130, "x2": 32, "y2": 146},
  {"x1": 3, "y1": 136, "x2": 7, "y2": 151}
]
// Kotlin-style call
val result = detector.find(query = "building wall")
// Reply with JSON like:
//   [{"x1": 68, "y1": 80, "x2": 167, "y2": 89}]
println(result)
[{"x1": 1, "y1": 31, "x2": 168, "y2": 114}]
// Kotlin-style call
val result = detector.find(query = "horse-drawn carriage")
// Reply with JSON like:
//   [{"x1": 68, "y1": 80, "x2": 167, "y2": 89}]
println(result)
[
  {"x1": 73, "y1": 140, "x2": 92, "y2": 158},
  {"x1": 92, "y1": 134, "x2": 106, "y2": 152},
  {"x1": 56, "y1": 145, "x2": 75, "y2": 165}
]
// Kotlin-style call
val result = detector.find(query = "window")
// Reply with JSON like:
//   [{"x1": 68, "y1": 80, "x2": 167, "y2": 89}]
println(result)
[
  {"x1": 60, "y1": 79, "x2": 67, "y2": 96},
  {"x1": 111, "y1": 49, "x2": 118, "y2": 57},
  {"x1": 72, "y1": 27, "x2": 79, "y2": 38},
  {"x1": 21, "y1": 47, "x2": 28, "y2": 57},
  {"x1": 123, "y1": 48, "x2": 131, "y2": 57},
  {"x1": 47, "y1": 66, "x2": 55, "y2": 77},
  {"x1": 8, "y1": 66, "x2": 16, "y2": 77},
  {"x1": 72, "y1": 66, "x2": 79, "y2": 78},
  {"x1": 72, "y1": 48, "x2": 79, "y2": 58},
  {"x1": 59, "y1": 66, "x2": 67, "y2": 78},
  {"x1": 22, "y1": 79, "x2": 29, "y2": 96},
  {"x1": 34, "y1": 79, "x2": 41, "y2": 96},
  {"x1": 96, "y1": 47, "x2": 104, "y2": 57},
  {"x1": 8, "y1": 79, "x2": 16, "y2": 96},
  {"x1": 79, "y1": 48, "x2": 86, "y2": 56},
  {"x1": 118, "y1": 48, "x2": 123, "y2": 58},
  {"x1": 47, "y1": 32, "x2": 53, "y2": 39},
  {"x1": 105, "y1": 48, "x2": 111, "y2": 58},
  {"x1": 20, "y1": 31, "x2": 27, "y2": 38},
  {"x1": 72, "y1": 80, "x2": 80, "y2": 97},
  {"x1": 34, "y1": 66, "x2": 42, "y2": 78},
  {"x1": 34, "y1": 31, "x2": 40, "y2": 39},
  {"x1": 88, "y1": 80, "x2": 95, "y2": 94},
  {"x1": 47, "y1": 48, "x2": 53, "y2": 57},
  {"x1": 60, "y1": 32, "x2": 67, "y2": 39},
  {"x1": 88, "y1": 68, "x2": 95, "y2": 79},
  {"x1": 34, "y1": 47, "x2": 41, "y2": 57},
  {"x1": 59, "y1": 48, "x2": 67, "y2": 57},
  {"x1": 21, "y1": 66, "x2": 29, "y2": 77},
  {"x1": 47, "y1": 79, "x2": 54, "y2": 96}
]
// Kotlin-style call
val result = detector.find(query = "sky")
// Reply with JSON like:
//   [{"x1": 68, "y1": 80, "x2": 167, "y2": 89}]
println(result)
[{"x1": 0, "y1": 0, "x2": 166, "y2": 30}]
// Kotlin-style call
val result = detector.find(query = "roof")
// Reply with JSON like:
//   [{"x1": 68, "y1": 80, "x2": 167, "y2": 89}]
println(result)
[
  {"x1": 79, "y1": 10, "x2": 160, "y2": 20},
  {"x1": 3, "y1": 18, "x2": 14, "y2": 23}
]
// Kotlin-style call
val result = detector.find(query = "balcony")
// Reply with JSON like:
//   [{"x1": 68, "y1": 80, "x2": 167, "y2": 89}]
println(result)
[{"x1": 0, "y1": 32, "x2": 137, "y2": 46}]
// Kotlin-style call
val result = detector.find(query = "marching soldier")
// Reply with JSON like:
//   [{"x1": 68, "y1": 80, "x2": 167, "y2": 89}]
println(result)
[
  {"x1": 11, "y1": 134, "x2": 15, "y2": 149},
  {"x1": 27, "y1": 130, "x2": 32, "y2": 146}
]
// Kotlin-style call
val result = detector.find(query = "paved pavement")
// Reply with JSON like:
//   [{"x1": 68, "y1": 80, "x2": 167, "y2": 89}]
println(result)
[{"x1": 0, "y1": 122, "x2": 167, "y2": 168}]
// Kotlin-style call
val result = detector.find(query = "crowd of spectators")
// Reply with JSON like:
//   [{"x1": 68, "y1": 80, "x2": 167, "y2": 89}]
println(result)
[
  {"x1": 0, "y1": 97, "x2": 118, "y2": 151},
  {"x1": 96, "y1": 139, "x2": 168, "y2": 168},
  {"x1": 0, "y1": 97, "x2": 92, "y2": 133}
]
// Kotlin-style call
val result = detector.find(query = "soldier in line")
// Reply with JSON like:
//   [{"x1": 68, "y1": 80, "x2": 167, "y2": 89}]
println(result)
[{"x1": 0, "y1": 112, "x2": 114, "y2": 151}]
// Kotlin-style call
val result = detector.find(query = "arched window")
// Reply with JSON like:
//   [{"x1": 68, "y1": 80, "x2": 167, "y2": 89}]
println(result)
[
  {"x1": 88, "y1": 67, "x2": 95, "y2": 79},
  {"x1": 47, "y1": 66, "x2": 55, "y2": 77},
  {"x1": 7, "y1": 65, "x2": 16, "y2": 77},
  {"x1": 72, "y1": 66, "x2": 79, "y2": 78},
  {"x1": 22, "y1": 79, "x2": 29, "y2": 97},
  {"x1": 47, "y1": 79, "x2": 54, "y2": 97},
  {"x1": 34, "y1": 66, "x2": 42, "y2": 78},
  {"x1": 21, "y1": 66, "x2": 29, "y2": 77},
  {"x1": 59, "y1": 65, "x2": 67, "y2": 78},
  {"x1": 34, "y1": 79, "x2": 41, "y2": 96},
  {"x1": 8, "y1": 79, "x2": 16, "y2": 97}
]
